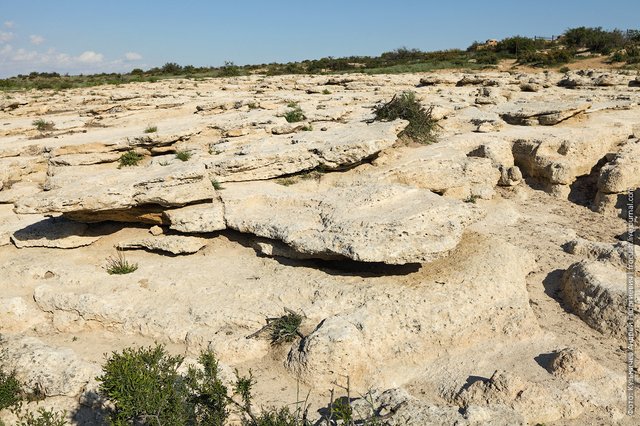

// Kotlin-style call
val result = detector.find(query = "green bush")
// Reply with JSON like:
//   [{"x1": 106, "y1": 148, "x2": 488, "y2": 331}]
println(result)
[
  {"x1": 118, "y1": 150, "x2": 143, "y2": 168},
  {"x1": 284, "y1": 106, "x2": 305, "y2": 123},
  {"x1": 372, "y1": 91, "x2": 439, "y2": 144},
  {"x1": 32, "y1": 119, "x2": 55, "y2": 132},
  {"x1": 14, "y1": 407, "x2": 67, "y2": 426},
  {"x1": 562, "y1": 26, "x2": 625, "y2": 54},
  {"x1": 97, "y1": 344, "x2": 190, "y2": 425},
  {"x1": 143, "y1": 125, "x2": 157, "y2": 133},
  {"x1": 518, "y1": 48, "x2": 573, "y2": 66},
  {"x1": 175, "y1": 150, "x2": 192, "y2": 162},
  {"x1": 0, "y1": 367, "x2": 21, "y2": 410}
]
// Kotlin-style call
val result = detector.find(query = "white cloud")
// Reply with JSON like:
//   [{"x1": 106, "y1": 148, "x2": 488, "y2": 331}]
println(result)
[
  {"x1": 12, "y1": 48, "x2": 38, "y2": 62},
  {"x1": 124, "y1": 51, "x2": 142, "y2": 61},
  {"x1": 29, "y1": 35, "x2": 45, "y2": 45},
  {"x1": 0, "y1": 44, "x2": 12, "y2": 55},
  {"x1": 76, "y1": 50, "x2": 104, "y2": 64},
  {"x1": 0, "y1": 31, "x2": 14, "y2": 43},
  {"x1": 4, "y1": 21, "x2": 14, "y2": 29}
]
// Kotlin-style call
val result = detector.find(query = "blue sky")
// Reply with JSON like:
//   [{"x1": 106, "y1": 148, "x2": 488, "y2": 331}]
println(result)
[{"x1": 0, "y1": 0, "x2": 638, "y2": 77}]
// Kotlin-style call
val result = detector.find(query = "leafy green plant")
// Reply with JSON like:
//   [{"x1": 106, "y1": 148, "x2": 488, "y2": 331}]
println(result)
[
  {"x1": 184, "y1": 350, "x2": 229, "y2": 425},
  {"x1": 464, "y1": 195, "x2": 479, "y2": 204},
  {"x1": 144, "y1": 125, "x2": 157, "y2": 133},
  {"x1": 211, "y1": 179, "x2": 223, "y2": 190},
  {"x1": 118, "y1": 150, "x2": 143, "y2": 168},
  {"x1": 322, "y1": 89, "x2": 331, "y2": 95},
  {"x1": 105, "y1": 250, "x2": 138, "y2": 275},
  {"x1": 32, "y1": 119, "x2": 55, "y2": 132},
  {"x1": 97, "y1": 344, "x2": 189, "y2": 425},
  {"x1": 301, "y1": 124, "x2": 313, "y2": 131},
  {"x1": 283, "y1": 102, "x2": 305, "y2": 123},
  {"x1": 14, "y1": 407, "x2": 67, "y2": 426},
  {"x1": 372, "y1": 91, "x2": 439, "y2": 144},
  {"x1": 559, "y1": 66, "x2": 570, "y2": 73},
  {"x1": 175, "y1": 150, "x2": 192, "y2": 162},
  {"x1": 266, "y1": 311, "x2": 303, "y2": 346},
  {"x1": 0, "y1": 366, "x2": 21, "y2": 410}
]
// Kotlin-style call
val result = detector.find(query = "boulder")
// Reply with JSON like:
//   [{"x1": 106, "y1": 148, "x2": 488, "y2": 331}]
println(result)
[
  {"x1": 117, "y1": 235, "x2": 209, "y2": 255},
  {"x1": 498, "y1": 101, "x2": 590, "y2": 126},
  {"x1": 561, "y1": 260, "x2": 639, "y2": 340},
  {"x1": 14, "y1": 162, "x2": 214, "y2": 217},
  {"x1": 205, "y1": 120, "x2": 407, "y2": 182},
  {"x1": 163, "y1": 202, "x2": 226, "y2": 233},
  {"x1": 457, "y1": 370, "x2": 583, "y2": 424},
  {"x1": 221, "y1": 181, "x2": 484, "y2": 264},
  {"x1": 563, "y1": 237, "x2": 637, "y2": 273},
  {"x1": 11, "y1": 217, "x2": 101, "y2": 249},
  {"x1": 286, "y1": 236, "x2": 538, "y2": 389},
  {"x1": 0, "y1": 335, "x2": 101, "y2": 398},
  {"x1": 593, "y1": 139, "x2": 640, "y2": 215}
]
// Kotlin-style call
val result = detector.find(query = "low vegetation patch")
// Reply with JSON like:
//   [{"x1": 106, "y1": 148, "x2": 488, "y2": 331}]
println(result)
[
  {"x1": 211, "y1": 179, "x2": 223, "y2": 190},
  {"x1": 144, "y1": 125, "x2": 157, "y2": 133},
  {"x1": 96, "y1": 344, "x2": 310, "y2": 425},
  {"x1": 118, "y1": 150, "x2": 143, "y2": 168},
  {"x1": 284, "y1": 106, "x2": 306, "y2": 123},
  {"x1": 32, "y1": 119, "x2": 55, "y2": 132},
  {"x1": 372, "y1": 91, "x2": 439, "y2": 144},
  {"x1": 1, "y1": 358, "x2": 66, "y2": 426},
  {"x1": 0, "y1": 366, "x2": 21, "y2": 410},
  {"x1": 175, "y1": 150, "x2": 192, "y2": 162},
  {"x1": 106, "y1": 250, "x2": 138, "y2": 275}
]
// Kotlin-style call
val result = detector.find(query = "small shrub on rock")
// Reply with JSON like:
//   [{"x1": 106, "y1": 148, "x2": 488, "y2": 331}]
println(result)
[
  {"x1": 373, "y1": 91, "x2": 439, "y2": 144},
  {"x1": 175, "y1": 150, "x2": 192, "y2": 162},
  {"x1": 0, "y1": 367, "x2": 21, "y2": 410},
  {"x1": 97, "y1": 344, "x2": 190, "y2": 425},
  {"x1": 105, "y1": 250, "x2": 138, "y2": 275},
  {"x1": 32, "y1": 119, "x2": 55, "y2": 132},
  {"x1": 118, "y1": 150, "x2": 143, "y2": 168},
  {"x1": 284, "y1": 106, "x2": 305, "y2": 123}
]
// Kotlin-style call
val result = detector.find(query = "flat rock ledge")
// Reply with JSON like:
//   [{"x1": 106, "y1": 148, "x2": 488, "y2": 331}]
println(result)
[{"x1": 221, "y1": 181, "x2": 484, "y2": 265}]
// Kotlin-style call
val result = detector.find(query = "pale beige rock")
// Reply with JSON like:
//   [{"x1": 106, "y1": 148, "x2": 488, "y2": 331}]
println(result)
[
  {"x1": 548, "y1": 348, "x2": 607, "y2": 381},
  {"x1": 512, "y1": 121, "x2": 633, "y2": 189},
  {"x1": 149, "y1": 225, "x2": 163, "y2": 236},
  {"x1": 15, "y1": 162, "x2": 214, "y2": 215},
  {"x1": 0, "y1": 335, "x2": 101, "y2": 398},
  {"x1": 498, "y1": 101, "x2": 591, "y2": 125},
  {"x1": 205, "y1": 120, "x2": 407, "y2": 182},
  {"x1": 117, "y1": 235, "x2": 208, "y2": 255},
  {"x1": 286, "y1": 237, "x2": 538, "y2": 389},
  {"x1": 221, "y1": 181, "x2": 484, "y2": 264},
  {"x1": 11, "y1": 217, "x2": 101, "y2": 249},
  {"x1": 457, "y1": 370, "x2": 583, "y2": 424},
  {"x1": 564, "y1": 237, "x2": 638, "y2": 273},
  {"x1": 0, "y1": 297, "x2": 47, "y2": 332},
  {"x1": 561, "y1": 260, "x2": 639, "y2": 339},
  {"x1": 163, "y1": 202, "x2": 226, "y2": 233}
]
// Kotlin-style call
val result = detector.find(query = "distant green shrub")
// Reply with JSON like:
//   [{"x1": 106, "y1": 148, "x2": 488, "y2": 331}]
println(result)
[
  {"x1": 373, "y1": 91, "x2": 439, "y2": 144},
  {"x1": 175, "y1": 150, "x2": 192, "y2": 162},
  {"x1": 118, "y1": 150, "x2": 143, "y2": 168},
  {"x1": 284, "y1": 106, "x2": 305, "y2": 123},
  {"x1": 32, "y1": 119, "x2": 55, "y2": 132},
  {"x1": 144, "y1": 125, "x2": 157, "y2": 133}
]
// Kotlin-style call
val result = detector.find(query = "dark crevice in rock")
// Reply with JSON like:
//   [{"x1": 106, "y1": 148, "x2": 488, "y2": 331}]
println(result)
[{"x1": 567, "y1": 155, "x2": 610, "y2": 207}]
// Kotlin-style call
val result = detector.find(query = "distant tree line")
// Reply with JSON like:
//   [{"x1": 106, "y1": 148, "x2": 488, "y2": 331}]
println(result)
[{"x1": 1, "y1": 26, "x2": 638, "y2": 91}]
